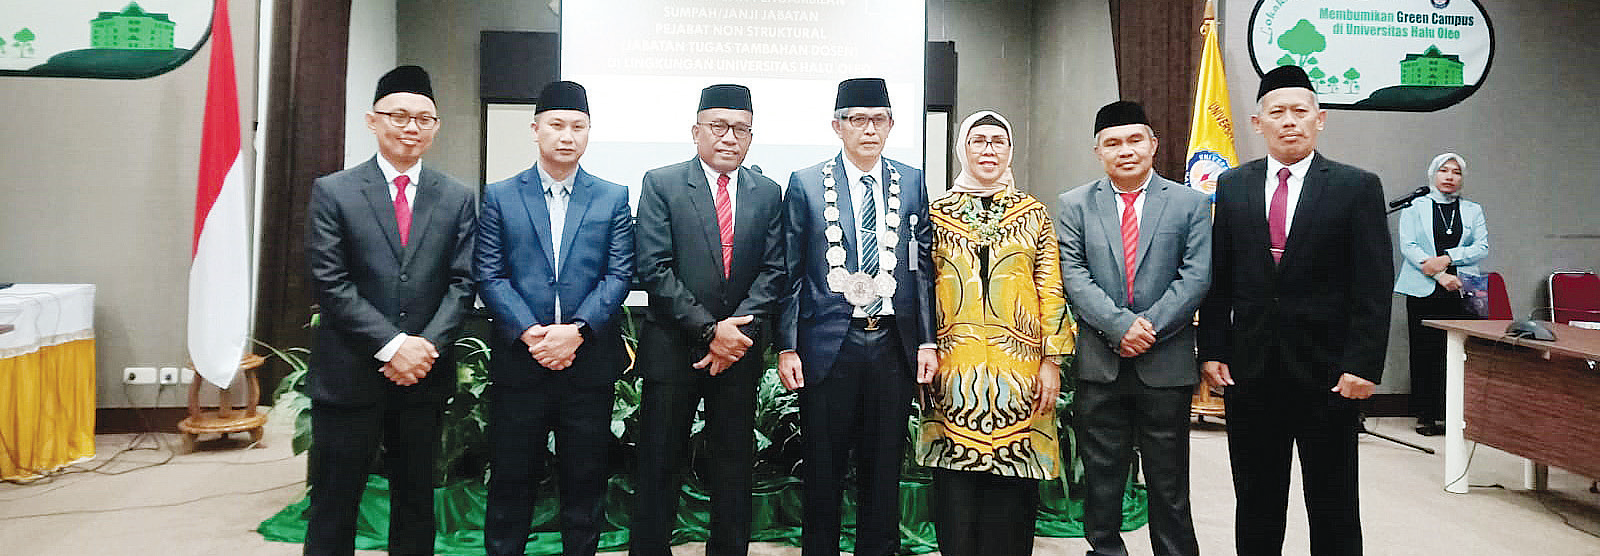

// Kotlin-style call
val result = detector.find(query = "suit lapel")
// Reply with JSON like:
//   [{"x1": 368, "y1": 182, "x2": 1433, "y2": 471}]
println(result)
[
  {"x1": 358, "y1": 159, "x2": 405, "y2": 266},
  {"x1": 685, "y1": 160, "x2": 727, "y2": 282},
  {"x1": 731, "y1": 166, "x2": 763, "y2": 280},
  {"x1": 515, "y1": 166, "x2": 557, "y2": 271},
  {"x1": 831, "y1": 154, "x2": 861, "y2": 272},
  {"x1": 400, "y1": 168, "x2": 441, "y2": 269},
  {"x1": 559, "y1": 169, "x2": 597, "y2": 270},
  {"x1": 1280, "y1": 154, "x2": 1329, "y2": 269},
  {"x1": 1242, "y1": 161, "x2": 1274, "y2": 269},
  {"x1": 1134, "y1": 178, "x2": 1169, "y2": 273},
  {"x1": 1093, "y1": 180, "x2": 1129, "y2": 289}
]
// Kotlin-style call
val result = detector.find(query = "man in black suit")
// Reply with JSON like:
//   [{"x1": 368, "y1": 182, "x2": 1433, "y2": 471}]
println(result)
[
  {"x1": 303, "y1": 65, "x2": 477, "y2": 556},
  {"x1": 1198, "y1": 65, "x2": 1393, "y2": 556},
  {"x1": 1058, "y1": 101, "x2": 1209, "y2": 556},
  {"x1": 776, "y1": 78, "x2": 938, "y2": 556},
  {"x1": 630, "y1": 84, "x2": 786, "y2": 556},
  {"x1": 475, "y1": 81, "x2": 634, "y2": 556}
]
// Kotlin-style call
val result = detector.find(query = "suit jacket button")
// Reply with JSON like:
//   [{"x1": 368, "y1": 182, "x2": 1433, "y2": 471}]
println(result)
[
  {"x1": 548, "y1": 278, "x2": 557, "y2": 285},
  {"x1": 399, "y1": 311, "x2": 408, "y2": 319},
  {"x1": 399, "y1": 273, "x2": 409, "y2": 282}
]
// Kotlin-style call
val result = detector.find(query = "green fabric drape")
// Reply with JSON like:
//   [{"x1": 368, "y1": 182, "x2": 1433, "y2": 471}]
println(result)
[{"x1": 258, "y1": 474, "x2": 1147, "y2": 554}]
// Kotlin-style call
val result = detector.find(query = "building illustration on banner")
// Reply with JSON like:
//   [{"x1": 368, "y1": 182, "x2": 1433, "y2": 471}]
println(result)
[
  {"x1": 1248, "y1": 0, "x2": 1494, "y2": 111},
  {"x1": 0, "y1": 0, "x2": 210, "y2": 79}
]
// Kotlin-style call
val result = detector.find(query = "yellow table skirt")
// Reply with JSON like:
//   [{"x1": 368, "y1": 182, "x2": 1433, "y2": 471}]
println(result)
[{"x1": 1, "y1": 338, "x2": 97, "y2": 480}]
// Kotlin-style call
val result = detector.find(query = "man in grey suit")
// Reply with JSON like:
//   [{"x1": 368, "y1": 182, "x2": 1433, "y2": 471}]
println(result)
[
  {"x1": 1055, "y1": 101, "x2": 1210, "y2": 556},
  {"x1": 630, "y1": 84, "x2": 787, "y2": 556},
  {"x1": 303, "y1": 65, "x2": 477, "y2": 556}
]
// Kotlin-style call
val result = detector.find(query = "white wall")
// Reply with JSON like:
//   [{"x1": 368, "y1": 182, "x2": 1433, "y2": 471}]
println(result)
[{"x1": 344, "y1": 0, "x2": 398, "y2": 168}]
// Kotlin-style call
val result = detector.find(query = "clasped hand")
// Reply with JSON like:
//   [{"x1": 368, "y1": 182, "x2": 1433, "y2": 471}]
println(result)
[
  {"x1": 382, "y1": 335, "x2": 437, "y2": 386},
  {"x1": 694, "y1": 315, "x2": 755, "y2": 375},
  {"x1": 523, "y1": 324, "x2": 584, "y2": 370},
  {"x1": 1120, "y1": 316, "x2": 1156, "y2": 357}
]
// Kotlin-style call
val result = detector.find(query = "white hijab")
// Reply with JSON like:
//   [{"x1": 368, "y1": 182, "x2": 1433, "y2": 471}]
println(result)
[
  {"x1": 1426, "y1": 152, "x2": 1467, "y2": 202},
  {"x1": 950, "y1": 110, "x2": 1016, "y2": 198}
]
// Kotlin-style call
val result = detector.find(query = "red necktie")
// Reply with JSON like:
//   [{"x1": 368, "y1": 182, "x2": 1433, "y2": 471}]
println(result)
[
  {"x1": 394, "y1": 174, "x2": 412, "y2": 247},
  {"x1": 1269, "y1": 167, "x2": 1290, "y2": 264},
  {"x1": 1119, "y1": 191, "x2": 1141, "y2": 304},
  {"x1": 714, "y1": 173, "x2": 734, "y2": 278}
]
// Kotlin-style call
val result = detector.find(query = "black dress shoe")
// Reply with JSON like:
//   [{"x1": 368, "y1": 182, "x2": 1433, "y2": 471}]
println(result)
[{"x1": 1416, "y1": 423, "x2": 1445, "y2": 436}]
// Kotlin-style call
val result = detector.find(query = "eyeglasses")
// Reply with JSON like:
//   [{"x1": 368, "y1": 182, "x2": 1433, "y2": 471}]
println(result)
[
  {"x1": 374, "y1": 110, "x2": 440, "y2": 130},
  {"x1": 843, "y1": 114, "x2": 892, "y2": 130},
  {"x1": 698, "y1": 121, "x2": 753, "y2": 140},
  {"x1": 967, "y1": 136, "x2": 1010, "y2": 152}
]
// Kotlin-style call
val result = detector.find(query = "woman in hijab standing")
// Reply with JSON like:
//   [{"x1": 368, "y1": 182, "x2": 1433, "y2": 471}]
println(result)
[
  {"x1": 1394, "y1": 153, "x2": 1488, "y2": 436},
  {"x1": 918, "y1": 110, "x2": 1076, "y2": 555}
]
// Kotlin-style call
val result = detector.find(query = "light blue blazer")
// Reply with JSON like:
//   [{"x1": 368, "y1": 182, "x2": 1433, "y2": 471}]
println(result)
[{"x1": 1394, "y1": 194, "x2": 1489, "y2": 297}]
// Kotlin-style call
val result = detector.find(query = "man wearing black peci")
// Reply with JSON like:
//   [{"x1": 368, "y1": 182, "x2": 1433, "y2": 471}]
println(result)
[
  {"x1": 629, "y1": 84, "x2": 787, "y2": 556},
  {"x1": 1199, "y1": 65, "x2": 1394, "y2": 556}
]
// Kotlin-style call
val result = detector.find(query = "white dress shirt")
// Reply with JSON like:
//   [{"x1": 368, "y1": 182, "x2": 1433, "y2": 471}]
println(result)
[
  {"x1": 538, "y1": 164, "x2": 577, "y2": 321},
  {"x1": 1265, "y1": 152, "x2": 1316, "y2": 235},
  {"x1": 700, "y1": 159, "x2": 738, "y2": 233},
  {"x1": 374, "y1": 156, "x2": 421, "y2": 362},
  {"x1": 1111, "y1": 171, "x2": 1154, "y2": 225},
  {"x1": 842, "y1": 155, "x2": 897, "y2": 317}
]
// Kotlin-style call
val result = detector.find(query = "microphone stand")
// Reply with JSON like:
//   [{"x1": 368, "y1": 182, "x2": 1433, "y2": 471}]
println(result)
[{"x1": 1366, "y1": 200, "x2": 1437, "y2": 454}]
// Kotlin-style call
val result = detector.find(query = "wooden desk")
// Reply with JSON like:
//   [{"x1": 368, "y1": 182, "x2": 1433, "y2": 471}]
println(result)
[{"x1": 1423, "y1": 319, "x2": 1600, "y2": 493}]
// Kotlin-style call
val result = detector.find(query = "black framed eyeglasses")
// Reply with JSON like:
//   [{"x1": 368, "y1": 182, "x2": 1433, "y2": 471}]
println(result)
[
  {"x1": 967, "y1": 136, "x2": 1011, "y2": 152},
  {"x1": 844, "y1": 114, "x2": 892, "y2": 130},
  {"x1": 374, "y1": 110, "x2": 440, "y2": 130},
  {"x1": 698, "y1": 121, "x2": 753, "y2": 139}
]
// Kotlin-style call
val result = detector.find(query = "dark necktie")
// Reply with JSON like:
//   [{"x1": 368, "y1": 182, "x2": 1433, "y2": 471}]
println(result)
[
  {"x1": 858, "y1": 174, "x2": 882, "y2": 316},
  {"x1": 1269, "y1": 167, "x2": 1291, "y2": 264},
  {"x1": 394, "y1": 175, "x2": 412, "y2": 247},
  {"x1": 1119, "y1": 190, "x2": 1141, "y2": 304},
  {"x1": 714, "y1": 173, "x2": 734, "y2": 278}
]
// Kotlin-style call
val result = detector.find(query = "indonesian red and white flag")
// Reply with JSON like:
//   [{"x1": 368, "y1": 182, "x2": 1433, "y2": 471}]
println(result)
[{"x1": 188, "y1": 0, "x2": 250, "y2": 389}]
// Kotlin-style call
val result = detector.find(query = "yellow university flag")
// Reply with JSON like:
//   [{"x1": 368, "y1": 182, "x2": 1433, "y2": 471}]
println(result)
[{"x1": 1185, "y1": 3, "x2": 1237, "y2": 198}]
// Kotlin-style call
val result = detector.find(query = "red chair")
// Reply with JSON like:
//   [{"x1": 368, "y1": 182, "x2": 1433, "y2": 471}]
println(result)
[
  {"x1": 1549, "y1": 270, "x2": 1600, "y2": 325},
  {"x1": 1485, "y1": 272, "x2": 1512, "y2": 320}
]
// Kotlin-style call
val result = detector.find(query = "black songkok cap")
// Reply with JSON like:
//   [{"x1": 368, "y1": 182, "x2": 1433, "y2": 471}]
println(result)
[
  {"x1": 374, "y1": 65, "x2": 433, "y2": 104},
  {"x1": 971, "y1": 114, "x2": 1007, "y2": 133},
  {"x1": 536, "y1": 81, "x2": 589, "y2": 114},
  {"x1": 1257, "y1": 65, "x2": 1314, "y2": 100},
  {"x1": 834, "y1": 78, "x2": 891, "y2": 109},
  {"x1": 698, "y1": 84, "x2": 753, "y2": 112},
  {"x1": 1093, "y1": 100, "x2": 1150, "y2": 135}
]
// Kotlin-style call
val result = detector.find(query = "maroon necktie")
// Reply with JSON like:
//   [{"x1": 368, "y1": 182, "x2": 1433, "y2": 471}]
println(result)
[
  {"x1": 714, "y1": 173, "x2": 734, "y2": 278},
  {"x1": 1269, "y1": 167, "x2": 1290, "y2": 264},
  {"x1": 1119, "y1": 191, "x2": 1141, "y2": 304},
  {"x1": 394, "y1": 174, "x2": 412, "y2": 247}
]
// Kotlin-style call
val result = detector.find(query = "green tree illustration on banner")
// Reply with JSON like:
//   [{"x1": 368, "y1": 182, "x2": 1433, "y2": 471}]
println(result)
[
  {"x1": 13, "y1": 28, "x2": 35, "y2": 57},
  {"x1": 1277, "y1": 19, "x2": 1325, "y2": 66},
  {"x1": 1343, "y1": 67, "x2": 1361, "y2": 94}
]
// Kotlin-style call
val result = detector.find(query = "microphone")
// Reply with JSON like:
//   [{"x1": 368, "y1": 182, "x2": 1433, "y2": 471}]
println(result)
[{"x1": 1388, "y1": 186, "x2": 1430, "y2": 209}]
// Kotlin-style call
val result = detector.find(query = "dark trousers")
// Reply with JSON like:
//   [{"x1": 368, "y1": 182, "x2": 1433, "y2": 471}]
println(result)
[
  {"x1": 798, "y1": 321, "x2": 914, "y2": 556},
  {"x1": 629, "y1": 355, "x2": 762, "y2": 556},
  {"x1": 1076, "y1": 361, "x2": 1199, "y2": 556},
  {"x1": 484, "y1": 377, "x2": 615, "y2": 556},
  {"x1": 929, "y1": 468, "x2": 1039, "y2": 556},
  {"x1": 1225, "y1": 375, "x2": 1362, "y2": 556},
  {"x1": 1406, "y1": 293, "x2": 1473, "y2": 423},
  {"x1": 304, "y1": 395, "x2": 442, "y2": 556}
]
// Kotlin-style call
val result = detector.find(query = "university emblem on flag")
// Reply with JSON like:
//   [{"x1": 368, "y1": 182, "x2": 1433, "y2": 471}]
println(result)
[{"x1": 1185, "y1": 150, "x2": 1229, "y2": 196}]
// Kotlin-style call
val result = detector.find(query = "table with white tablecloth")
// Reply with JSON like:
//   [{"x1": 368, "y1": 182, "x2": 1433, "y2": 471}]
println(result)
[{"x1": 0, "y1": 284, "x2": 97, "y2": 480}]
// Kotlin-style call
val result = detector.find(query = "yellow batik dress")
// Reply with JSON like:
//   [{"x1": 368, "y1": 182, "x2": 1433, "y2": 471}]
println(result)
[{"x1": 918, "y1": 189, "x2": 1076, "y2": 480}]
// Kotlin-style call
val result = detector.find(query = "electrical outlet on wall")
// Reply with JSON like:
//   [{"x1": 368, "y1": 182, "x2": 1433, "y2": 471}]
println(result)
[
  {"x1": 124, "y1": 367, "x2": 157, "y2": 385},
  {"x1": 158, "y1": 367, "x2": 180, "y2": 385}
]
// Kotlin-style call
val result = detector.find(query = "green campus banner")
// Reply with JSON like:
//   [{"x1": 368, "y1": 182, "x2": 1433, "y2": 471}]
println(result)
[
  {"x1": 0, "y1": 1, "x2": 211, "y2": 78},
  {"x1": 1248, "y1": 0, "x2": 1495, "y2": 111}
]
